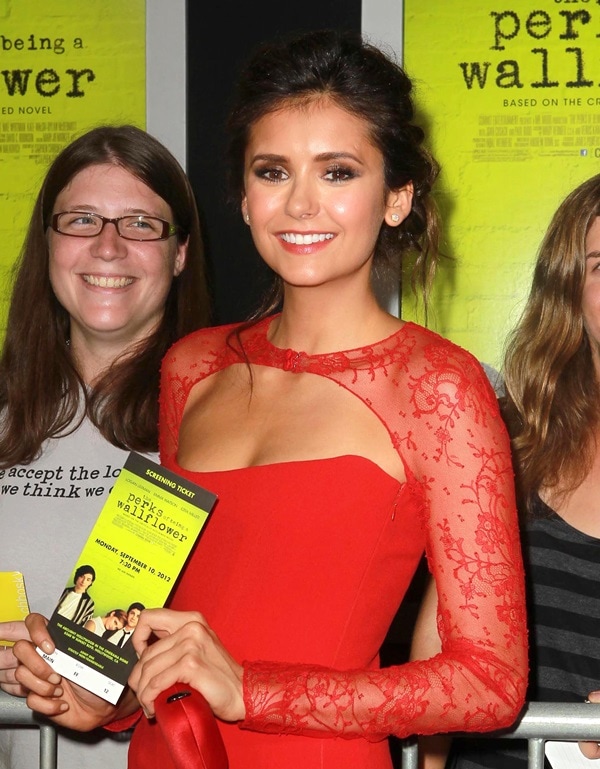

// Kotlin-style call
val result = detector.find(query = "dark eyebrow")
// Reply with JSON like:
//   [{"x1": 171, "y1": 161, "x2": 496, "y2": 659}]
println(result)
[
  {"x1": 314, "y1": 151, "x2": 363, "y2": 164},
  {"x1": 60, "y1": 205, "x2": 164, "y2": 218},
  {"x1": 250, "y1": 154, "x2": 286, "y2": 164},
  {"x1": 586, "y1": 250, "x2": 600, "y2": 259},
  {"x1": 250, "y1": 151, "x2": 364, "y2": 165}
]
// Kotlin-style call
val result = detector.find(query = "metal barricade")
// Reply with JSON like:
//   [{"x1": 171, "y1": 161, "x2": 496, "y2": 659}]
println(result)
[
  {"x1": 400, "y1": 702, "x2": 600, "y2": 769},
  {"x1": 2, "y1": 695, "x2": 600, "y2": 769},
  {"x1": 0, "y1": 689, "x2": 57, "y2": 769}
]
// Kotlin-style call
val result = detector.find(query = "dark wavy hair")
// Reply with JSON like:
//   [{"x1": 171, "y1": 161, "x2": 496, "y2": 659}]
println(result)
[
  {"x1": 0, "y1": 124, "x2": 210, "y2": 467},
  {"x1": 225, "y1": 28, "x2": 440, "y2": 320},
  {"x1": 74, "y1": 564, "x2": 96, "y2": 583}
]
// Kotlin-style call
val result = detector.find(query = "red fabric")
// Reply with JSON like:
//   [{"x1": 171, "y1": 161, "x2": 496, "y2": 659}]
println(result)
[
  {"x1": 153, "y1": 685, "x2": 228, "y2": 769},
  {"x1": 126, "y1": 317, "x2": 527, "y2": 769},
  {"x1": 124, "y1": 686, "x2": 228, "y2": 769}
]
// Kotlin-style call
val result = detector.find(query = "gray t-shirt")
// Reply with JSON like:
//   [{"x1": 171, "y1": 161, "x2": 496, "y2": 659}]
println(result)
[{"x1": 0, "y1": 415, "x2": 157, "y2": 769}]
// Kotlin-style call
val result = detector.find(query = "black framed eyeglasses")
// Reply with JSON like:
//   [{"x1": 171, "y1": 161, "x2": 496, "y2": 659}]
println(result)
[{"x1": 50, "y1": 211, "x2": 179, "y2": 241}]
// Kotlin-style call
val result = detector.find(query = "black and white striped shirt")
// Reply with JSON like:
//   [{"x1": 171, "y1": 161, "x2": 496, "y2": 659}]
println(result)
[{"x1": 448, "y1": 494, "x2": 600, "y2": 769}]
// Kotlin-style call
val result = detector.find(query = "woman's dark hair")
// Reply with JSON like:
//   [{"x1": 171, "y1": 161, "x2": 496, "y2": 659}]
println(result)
[
  {"x1": 107, "y1": 609, "x2": 128, "y2": 623},
  {"x1": 0, "y1": 124, "x2": 210, "y2": 467},
  {"x1": 226, "y1": 28, "x2": 440, "y2": 319}
]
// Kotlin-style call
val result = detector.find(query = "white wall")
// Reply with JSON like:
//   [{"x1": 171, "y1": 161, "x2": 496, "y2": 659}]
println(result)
[
  {"x1": 362, "y1": 0, "x2": 403, "y2": 61},
  {"x1": 146, "y1": 0, "x2": 186, "y2": 168},
  {"x1": 361, "y1": 0, "x2": 404, "y2": 314}
]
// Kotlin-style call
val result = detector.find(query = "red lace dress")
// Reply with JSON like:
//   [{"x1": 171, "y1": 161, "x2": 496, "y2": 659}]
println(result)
[{"x1": 127, "y1": 316, "x2": 527, "y2": 769}]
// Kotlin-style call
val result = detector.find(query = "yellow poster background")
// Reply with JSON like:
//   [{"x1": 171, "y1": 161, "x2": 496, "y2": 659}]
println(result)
[
  {"x1": 403, "y1": 1, "x2": 600, "y2": 368},
  {"x1": 0, "y1": 0, "x2": 146, "y2": 334}
]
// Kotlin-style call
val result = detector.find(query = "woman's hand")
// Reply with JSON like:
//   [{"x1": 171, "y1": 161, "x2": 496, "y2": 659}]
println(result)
[
  {"x1": 12, "y1": 613, "x2": 120, "y2": 730},
  {"x1": 130, "y1": 608, "x2": 245, "y2": 722},
  {"x1": 578, "y1": 690, "x2": 600, "y2": 759},
  {"x1": 0, "y1": 621, "x2": 30, "y2": 696}
]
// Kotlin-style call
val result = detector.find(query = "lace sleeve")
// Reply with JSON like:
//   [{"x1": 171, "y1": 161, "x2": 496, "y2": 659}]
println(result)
[
  {"x1": 241, "y1": 345, "x2": 528, "y2": 741},
  {"x1": 158, "y1": 344, "x2": 186, "y2": 465},
  {"x1": 158, "y1": 330, "x2": 215, "y2": 464},
  {"x1": 158, "y1": 326, "x2": 238, "y2": 464}
]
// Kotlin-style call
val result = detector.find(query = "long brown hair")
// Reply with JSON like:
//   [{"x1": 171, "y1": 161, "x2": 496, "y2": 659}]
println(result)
[
  {"x1": 0, "y1": 124, "x2": 210, "y2": 466},
  {"x1": 502, "y1": 174, "x2": 600, "y2": 512}
]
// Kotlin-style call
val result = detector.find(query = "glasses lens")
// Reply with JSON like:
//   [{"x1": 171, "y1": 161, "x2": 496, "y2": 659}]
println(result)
[
  {"x1": 52, "y1": 213, "x2": 174, "y2": 240},
  {"x1": 118, "y1": 215, "x2": 168, "y2": 241},
  {"x1": 56, "y1": 212, "x2": 102, "y2": 237}
]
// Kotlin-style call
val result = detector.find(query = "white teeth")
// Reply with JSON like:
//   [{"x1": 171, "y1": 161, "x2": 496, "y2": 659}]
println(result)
[
  {"x1": 280, "y1": 233, "x2": 334, "y2": 245},
  {"x1": 83, "y1": 275, "x2": 134, "y2": 288}
]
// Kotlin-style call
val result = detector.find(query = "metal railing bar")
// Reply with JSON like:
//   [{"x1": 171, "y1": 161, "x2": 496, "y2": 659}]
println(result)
[
  {"x1": 2, "y1": 694, "x2": 600, "y2": 769},
  {"x1": 528, "y1": 738, "x2": 545, "y2": 769},
  {"x1": 0, "y1": 690, "x2": 58, "y2": 769},
  {"x1": 400, "y1": 702, "x2": 600, "y2": 768},
  {"x1": 482, "y1": 702, "x2": 600, "y2": 740}
]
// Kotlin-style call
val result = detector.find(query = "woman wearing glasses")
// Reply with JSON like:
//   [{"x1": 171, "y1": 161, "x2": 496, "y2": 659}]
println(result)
[{"x1": 0, "y1": 124, "x2": 209, "y2": 769}]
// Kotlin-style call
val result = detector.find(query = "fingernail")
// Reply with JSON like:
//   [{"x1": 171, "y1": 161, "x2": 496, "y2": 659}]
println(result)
[
  {"x1": 41, "y1": 641, "x2": 54, "y2": 654},
  {"x1": 48, "y1": 673, "x2": 61, "y2": 685},
  {"x1": 53, "y1": 686, "x2": 63, "y2": 697},
  {"x1": 59, "y1": 702, "x2": 68, "y2": 712}
]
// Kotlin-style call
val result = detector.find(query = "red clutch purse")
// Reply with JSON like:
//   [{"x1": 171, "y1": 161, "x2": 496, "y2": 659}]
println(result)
[{"x1": 153, "y1": 684, "x2": 229, "y2": 769}]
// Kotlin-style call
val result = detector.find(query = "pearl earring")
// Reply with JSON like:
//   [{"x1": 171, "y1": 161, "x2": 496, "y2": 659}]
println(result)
[
  {"x1": 245, "y1": 213, "x2": 250, "y2": 224},
  {"x1": 391, "y1": 213, "x2": 400, "y2": 223}
]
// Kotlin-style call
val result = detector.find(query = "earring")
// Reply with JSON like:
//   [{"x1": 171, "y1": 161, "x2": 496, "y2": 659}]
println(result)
[
  {"x1": 244, "y1": 213, "x2": 250, "y2": 224},
  {"x1": 391, "y1": 213, "x2": 400, "y2": 223}
]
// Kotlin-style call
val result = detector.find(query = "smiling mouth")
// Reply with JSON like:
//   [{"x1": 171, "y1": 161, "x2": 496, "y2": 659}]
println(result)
[
  {"x1": 280, "y1": 233, "x2": 334, "y2": 245},
  {"x1": 83, "y1": 275, "x2": 134, "y2": 288}
]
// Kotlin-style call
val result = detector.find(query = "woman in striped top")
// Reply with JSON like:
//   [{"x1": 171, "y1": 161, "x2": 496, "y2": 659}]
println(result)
[{"x1": 411, "y1": 173, "x2": 600, "y2": 769}]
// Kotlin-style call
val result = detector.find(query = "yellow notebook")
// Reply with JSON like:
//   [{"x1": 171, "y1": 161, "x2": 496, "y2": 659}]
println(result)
[{"x1": 0, "y1": 571, "x2": 30, "y2": 646}]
